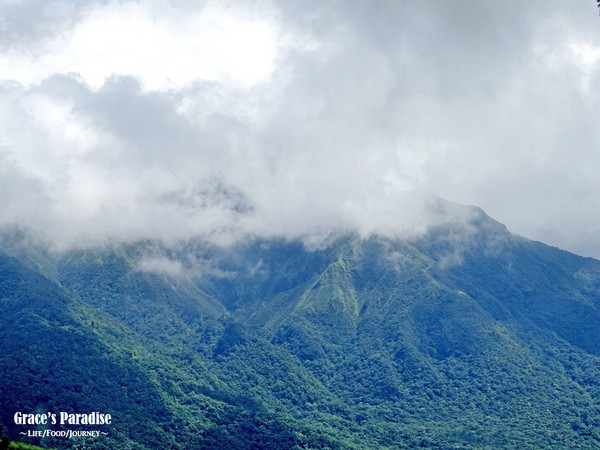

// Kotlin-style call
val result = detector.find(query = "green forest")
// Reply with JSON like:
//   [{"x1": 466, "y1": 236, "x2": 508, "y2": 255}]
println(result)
[{"x1": 2, "y1": 206, "x2": 600, "y2": 448}]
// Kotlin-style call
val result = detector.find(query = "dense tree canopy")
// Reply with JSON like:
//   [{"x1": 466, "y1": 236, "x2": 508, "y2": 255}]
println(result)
[{"x1": 2, "y1": 207, "x2": 600, "y2": 448}]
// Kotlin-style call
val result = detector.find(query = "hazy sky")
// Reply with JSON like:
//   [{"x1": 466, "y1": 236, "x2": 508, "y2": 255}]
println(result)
[{"x1": 1, "y1": 0, "x2": 600, "y2": 256}]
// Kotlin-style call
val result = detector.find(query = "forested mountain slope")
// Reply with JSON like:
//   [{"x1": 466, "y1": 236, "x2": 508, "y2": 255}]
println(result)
[{"x1": 2, "y1": 204, "x2": 600, "y2": 448}]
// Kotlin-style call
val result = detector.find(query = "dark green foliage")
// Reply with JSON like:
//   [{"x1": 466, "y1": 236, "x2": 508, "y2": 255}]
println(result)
[
  {"x1": 3, "y1": 206, "x2": 600, "y2": 448},
  {"x1": 8, "y1": 443, "x2": 53, "y2": 450}
]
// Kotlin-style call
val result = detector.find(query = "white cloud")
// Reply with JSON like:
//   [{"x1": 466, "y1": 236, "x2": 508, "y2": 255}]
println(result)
[
  {"x1": 0, "y1": 0, "x2": 281, "y2": 90},
  {"x1": 1, "y1": 0, "x2": 600, "y2": 258},
  {"x1": 136, "y1": 255, "x2": 183, "y2": 276}
]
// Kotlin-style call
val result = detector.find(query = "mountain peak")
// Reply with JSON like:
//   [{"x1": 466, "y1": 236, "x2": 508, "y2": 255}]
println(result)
[{"x1": 3, "y1": 201, "x2": 600, "y2": 448}]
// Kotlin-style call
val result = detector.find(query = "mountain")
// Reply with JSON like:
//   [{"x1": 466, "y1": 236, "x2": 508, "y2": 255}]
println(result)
[{"x1": 2, "y1": 203, "x2": 600, "y2": 448}]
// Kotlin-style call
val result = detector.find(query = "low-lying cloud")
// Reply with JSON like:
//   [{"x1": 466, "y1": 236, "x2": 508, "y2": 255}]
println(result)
[{"x1": 2, "y1": 0, "x2": 600, "y2": 257}]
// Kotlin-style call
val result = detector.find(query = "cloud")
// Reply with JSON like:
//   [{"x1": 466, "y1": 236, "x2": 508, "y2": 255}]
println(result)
[
  {"x1": 0, "y1": 0, "x2": 91, "y2": 54},
  {"x1": 136, "y1": 255, "x2": 184, "y2": 277},
  {"x1": 0, "y1": 0, "x2": 282, "y2": 90},
  {"x1": 1, "y1": 0, "x2": 600, "y2": 257},
  {"x1": 135, "y1": 250, "x2": 241, "y2": 281}
]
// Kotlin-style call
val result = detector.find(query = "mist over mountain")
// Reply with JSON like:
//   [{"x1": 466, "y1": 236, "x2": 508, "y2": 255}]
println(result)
[
  {"x1": 2, "y1": 203, "x2": 600, "y2": 449},
  {"x1": 3, "y1": 2, "x2": 600, "y2": 448},
  {"x1": 1, "y1": 0, "x2": 600, "y2": 257}
]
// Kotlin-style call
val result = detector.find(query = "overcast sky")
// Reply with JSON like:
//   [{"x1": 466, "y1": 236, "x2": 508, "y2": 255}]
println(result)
[{"x1": 1, "y1": 0, "x2": 600, "y2": 256}]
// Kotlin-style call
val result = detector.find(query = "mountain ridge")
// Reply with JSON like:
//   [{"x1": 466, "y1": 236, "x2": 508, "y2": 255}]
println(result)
[{"x1": 2, "y1": 203, "x2": 600, "y2": 448}]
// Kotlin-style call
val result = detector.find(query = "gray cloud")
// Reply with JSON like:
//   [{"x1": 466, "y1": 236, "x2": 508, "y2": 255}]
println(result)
[
  {"x1": 0, "y1": 0, "x2": 91, "y2": 54},
  {"x1": 1, "y1": 0, "x2": 600, "y2": 257}
]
